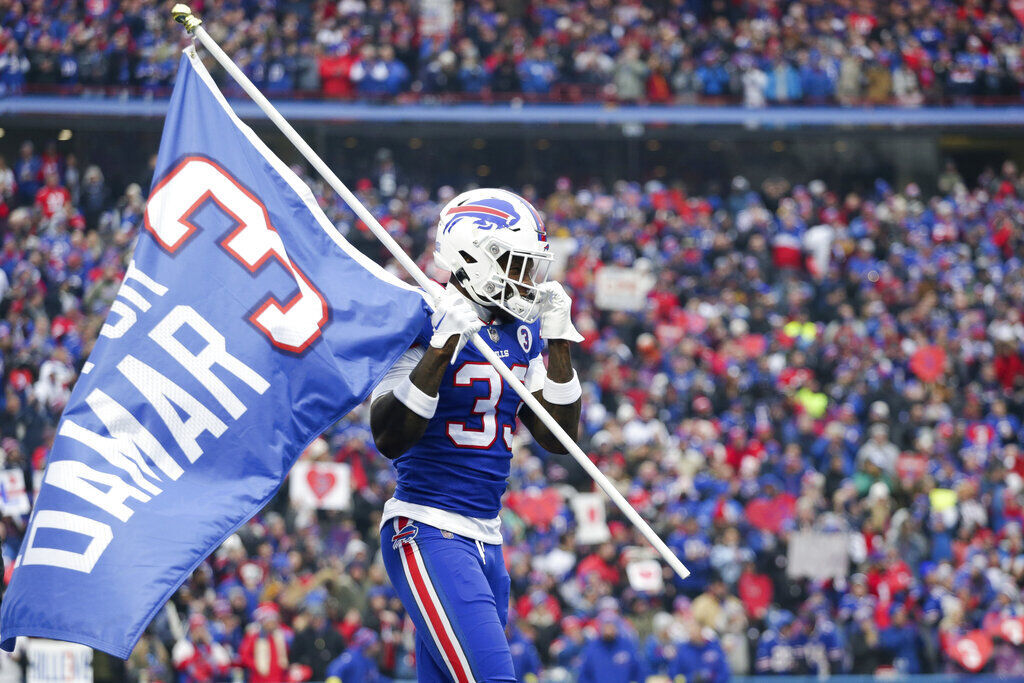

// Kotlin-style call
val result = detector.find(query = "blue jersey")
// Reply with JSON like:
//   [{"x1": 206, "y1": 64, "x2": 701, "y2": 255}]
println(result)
[
  {"x1": 642, "y1": 636, "x2": 677, "y2": 675},
  {"x1": 669, "y1": 639, "x2": 730, "y2": 682},
  {"x1": 577, "y1": 635, "x2": 645, "y2": 683},
  {"x1": 392, "y1": 314, "x2": 543, "y2": 518},
  {"x1": 508, "y1": 627, "x2": 542, "y2": 679},
  {"x1": 326, "y1": 649, "x2": 391, "y2": 683}
]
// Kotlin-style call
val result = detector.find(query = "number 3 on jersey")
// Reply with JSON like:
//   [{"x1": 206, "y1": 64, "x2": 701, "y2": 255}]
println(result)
[{"x1": 447, "y1": 362, "x2": 527, "y2": 450}]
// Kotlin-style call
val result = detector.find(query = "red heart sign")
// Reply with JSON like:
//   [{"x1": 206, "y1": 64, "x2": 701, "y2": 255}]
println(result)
[
  {"x1": 745, "y1": 496, "x2": 796, "y2": 533},
  {"x1": 947, "y1": 631, "x2": 993, "y2": 672},
  {"x1": 506, "y1": 488, "x2": 564, "y2": 529},
  {"x1": 910, "y1": 345, "x2": 947, "y2": 383},
  {"x1": 306, "y1": 468, "x2": 336, "y2": 501}
]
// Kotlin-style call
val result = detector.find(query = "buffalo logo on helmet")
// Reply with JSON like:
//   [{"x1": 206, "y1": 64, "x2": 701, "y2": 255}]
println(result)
[{"x1": 442, "y1": 197, "x2": 522, "y2": 233}]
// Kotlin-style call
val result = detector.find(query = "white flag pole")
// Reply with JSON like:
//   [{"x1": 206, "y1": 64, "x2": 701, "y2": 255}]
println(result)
[{"x1": 171, "y1": 5, "x2": 689, "y2": 581}]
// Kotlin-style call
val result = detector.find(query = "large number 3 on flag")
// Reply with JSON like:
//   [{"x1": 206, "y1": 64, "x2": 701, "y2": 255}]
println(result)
[{"x1": 144, "y1": 156, "x2": 328, "y2": 352}]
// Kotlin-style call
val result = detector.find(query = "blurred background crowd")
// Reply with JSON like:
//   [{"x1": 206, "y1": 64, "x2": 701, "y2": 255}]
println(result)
[
  {"x1": 1, "y1": 131, "x2": 1023, "y2": 681},
  {"x1": 2, "y1": 0, "x2": 1024, "y2": 104}
]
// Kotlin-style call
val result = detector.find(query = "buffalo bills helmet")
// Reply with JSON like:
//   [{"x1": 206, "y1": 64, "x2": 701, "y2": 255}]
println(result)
[{"x1": 433, "y1": 188, "x2": 553, "y2": 322}]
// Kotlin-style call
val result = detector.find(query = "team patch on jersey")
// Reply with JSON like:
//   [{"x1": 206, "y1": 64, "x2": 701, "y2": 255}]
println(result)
[
  {"x1": 517, "y1": 325, "x2": 532, "y2": 353},
  {"x1": 391, "y1": 523, "x2": 419, "y2": 549}
]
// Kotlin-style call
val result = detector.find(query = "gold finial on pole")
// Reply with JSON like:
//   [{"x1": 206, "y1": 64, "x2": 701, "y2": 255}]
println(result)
[{"x1": 171, "y1": 4, "x2": 203, "y2": 32}]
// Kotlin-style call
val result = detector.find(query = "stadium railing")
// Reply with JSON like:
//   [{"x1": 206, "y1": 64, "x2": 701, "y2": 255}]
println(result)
[{"x1": 4, "y1": 95, "x2": 1024, "y2": 127}]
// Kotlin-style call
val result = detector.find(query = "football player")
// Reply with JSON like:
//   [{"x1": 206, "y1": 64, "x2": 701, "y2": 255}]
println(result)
[{"x1": 370, "y1": 188, "x2": 583, "y2": 682}]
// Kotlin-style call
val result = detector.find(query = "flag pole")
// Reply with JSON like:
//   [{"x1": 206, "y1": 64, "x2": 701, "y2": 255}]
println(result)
[{"x1": 170, "y1": 5, "x2": 689, "y2": 581}]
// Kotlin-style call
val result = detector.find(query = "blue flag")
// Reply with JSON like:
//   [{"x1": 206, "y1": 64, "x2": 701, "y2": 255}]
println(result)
[{"x1": 0, "y1": 48, "x2": 429, "y2": 657}]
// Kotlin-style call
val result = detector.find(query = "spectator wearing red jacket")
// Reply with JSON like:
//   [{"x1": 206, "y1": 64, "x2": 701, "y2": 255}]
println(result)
[
  {"x1": 172, "y1": 615, "x2": 232, "y2": 683},
  {"x1": 994, "y1": 341, "x2": 1024, "y2": 390},
  {"x1": 319, "y1": 45, "x2": 355, "y2": 99},
  {"x1": 34, "y1": 172, "x2": 70, "y2": 219},
  {"x1": 239, "y1": 603, "x2": 291, "y2": 683},
  {"x1": 576, "y1": 542, "x2": 621, "y2": 585}
]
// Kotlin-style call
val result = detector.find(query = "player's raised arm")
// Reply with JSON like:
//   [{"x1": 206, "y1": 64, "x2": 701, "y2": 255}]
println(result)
[
  {"x1": 519, "y1": 281, "x2": 584, "y2": 453},
  {"x1": 369, "y1": 291, "x2": 482, "y2": 459}
]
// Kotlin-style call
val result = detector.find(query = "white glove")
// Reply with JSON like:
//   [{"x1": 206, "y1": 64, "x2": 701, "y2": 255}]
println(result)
[
  {"x1": 537, "y1": 282, "x2": 584, "y2": 342},
  {"x1": 429, "y1": 291, "x2": 483, "y2": 362}
]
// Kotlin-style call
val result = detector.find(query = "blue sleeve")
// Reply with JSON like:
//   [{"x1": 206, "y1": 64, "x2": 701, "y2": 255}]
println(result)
[
  {"x1": 528, "y1": 642, "x2": 542, "y2": 675},
  {"x1": 713, "y1": 643, "x2": 731, "y2": 682},
  {"x1": 632, "y1": 651, "x2": 645, "y2": 682},
  {"x1": 324, "y1": 654, "x2": 345, "y2": 680},
  {"x1": 668, "y1": 645, "x2": 689, "y2": 678},
  {"x1": 577, "y1": 646, "x2": 595, "y2": 683},
  {"x1": 878, "y1": 628, "x2": 898, "y2": 652},
  {"x1": 755, "y1": 637, "x2": 774, "y2": 672},
  {"x1": 642, "y1": 639, "x2": 657, "y2": 672}
]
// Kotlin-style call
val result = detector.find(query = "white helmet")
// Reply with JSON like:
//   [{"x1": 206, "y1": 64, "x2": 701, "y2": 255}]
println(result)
[{"x1": 434, "y1": 188, "x2": 553, "y2": 323}]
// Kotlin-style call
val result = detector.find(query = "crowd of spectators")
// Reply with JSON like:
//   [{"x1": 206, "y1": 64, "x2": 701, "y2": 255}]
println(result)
[
  {"x1": 3, "y1": 0, "x2": 1024, "y2": 105},
  {"x1": 1, "y1": 133, "x2": 1024, "y2": 681}
]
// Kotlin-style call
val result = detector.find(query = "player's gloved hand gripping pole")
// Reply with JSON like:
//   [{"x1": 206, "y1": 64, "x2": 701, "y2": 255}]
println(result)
[{"x1": 171, "y1": 4, "x2": 690, "y2": 581}]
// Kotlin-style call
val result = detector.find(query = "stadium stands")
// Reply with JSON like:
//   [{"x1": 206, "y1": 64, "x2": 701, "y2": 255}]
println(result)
[
  {"x1": 1, "y1": 136, "x2": 1023, "y2": 679},
  {"x1": 2, "y1": 0, "x2": 1024, "y2": 105}
]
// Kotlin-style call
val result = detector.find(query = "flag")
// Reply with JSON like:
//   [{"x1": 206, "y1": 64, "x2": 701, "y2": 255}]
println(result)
[{"x1": 0, "y1": 47, "x2": 429, "y2": 657}]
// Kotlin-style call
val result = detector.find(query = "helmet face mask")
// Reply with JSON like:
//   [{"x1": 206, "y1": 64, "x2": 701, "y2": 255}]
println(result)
[
  {"x1": 478, "y1": 236, "x2": 553, "y2": 322},
  {"x1": 434, "y1": 189, "x2": 553, "y2": 323}
]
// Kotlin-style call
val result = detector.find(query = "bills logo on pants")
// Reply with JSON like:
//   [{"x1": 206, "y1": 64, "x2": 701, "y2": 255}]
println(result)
[
  {"x1": 391, "y1": 522, "x2": 419, "y2": 549},
  {"x1": 381, "y1": 517, "x2": 515, "y2": 682}
]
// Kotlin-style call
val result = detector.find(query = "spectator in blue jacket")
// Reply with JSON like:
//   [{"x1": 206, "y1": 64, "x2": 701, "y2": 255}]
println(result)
[
  {"x1": 880, "y1": 605, "x2": 922, "y2": 674},
  {"x1": 695, "y1": 52, "x2": 729, "y2": 96},
  {"x1": 766, "y1": 58, "x2": 802, "y2": 102},
  {"x1": 642, "y1": 612, "x2": 679, "y2": 676},
  {"x1": 577, "y1": 613, "x2": 645, "y2": 683},
  {"x1": 0, "y1": 40, "x2": 29, "y2": 97},
  {"x1": 550, "y1": 616, "x2": 586, "y2": 670},
  {"x1": 668, "y1": 516, "x2": 712, "y2": 595},
  {"x1": 507, "y1": 623, "x2": 542, "y2": 681},
  {"x1": 800, "y1": 53, "x2": 835, "y2": 103},
  {"x1": 376, "y1": 46, "x2": 410, "y2": 96},
  {"x1": 518, "y1": 46, "x2": 557, "y2": 94},
  {"x1": 325, "y1": 628, "x2": 390, "y2": 683},
  {"x1": 669, "y1": 623, "x2": 730, "y2": 682},
  {"x1": 805, "y1": 608, "x2": 846, "y2": 675},
  {"x1": 57, "y1": 43, "x2": 78, "y2": 85},
  {"x1": 14, "y1": 140, "x2": 42, "y2": 204},
  {"x1": 756, "y1": 611, "x2": 807, "y2": 674},
  {"x1": 264, "y1": 46, "x2": 296, "y2": 94},
  {"x1": 350, "y1": 45, "x2": 409, "y2": 97},
  {"x1": 458, "y1": 54, "x2": 490, "y2": 93}
]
